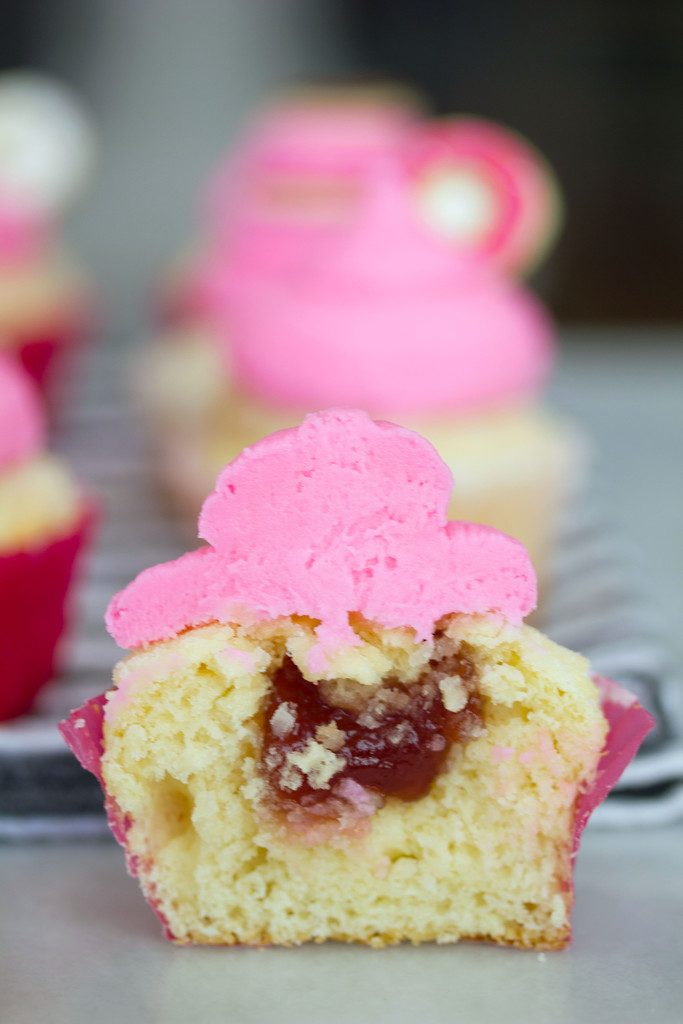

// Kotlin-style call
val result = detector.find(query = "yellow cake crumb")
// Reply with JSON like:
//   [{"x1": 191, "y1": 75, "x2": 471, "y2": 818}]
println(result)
[
  {"x1": 285, "y1": 740, "x2": 346, "y2": 790},
  {"x1": 438, "y1": 674, "x2": 469, "y2": 713},
  {"x1": 315, "y1": 721, "x2": 346, "y2": 752},
  {"x1": 269, "y1": 702, "x2": 297, "y2": 738}
]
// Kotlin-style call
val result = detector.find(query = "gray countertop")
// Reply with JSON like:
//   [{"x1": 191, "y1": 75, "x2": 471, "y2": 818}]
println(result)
[
  {"x1": 3, "y1": 827, "x2": 683, "y2": 1024},
  {"x1": 2, "y1": 332, "x2": 682, "y2": 1024}
]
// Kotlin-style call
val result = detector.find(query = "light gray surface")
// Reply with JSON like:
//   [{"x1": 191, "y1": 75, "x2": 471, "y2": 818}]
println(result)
[
  {"x1": 553, "y1": 332, "x2": 683, "y2": 663},
  {"x1": 2, "y1": 828, "x2": 683, "y2": 1024},
  {"x1": 2, "y1": 334, "x2": 682, "y2": 1022}
]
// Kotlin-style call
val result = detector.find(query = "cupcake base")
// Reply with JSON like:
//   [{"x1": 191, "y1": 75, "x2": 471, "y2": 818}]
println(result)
[
  {"x1": 0, "y1": 248, "x2": 92, "y2": 409},
  {"x1": 0, "y1": 508, "x2": 93, "y2": 721},
  {"x1": 133, "y1": 325, "x2": 226, "y2": 435},
  {"x1": 60, "y1": 617, "x2": 653, "y2": 947}
]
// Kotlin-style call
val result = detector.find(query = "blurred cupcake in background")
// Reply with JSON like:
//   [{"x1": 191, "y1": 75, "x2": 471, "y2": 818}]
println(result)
[
  {"x1": 136, "y1": 90, "x2": 581, "y2": 580},
  {"x1": 137, "y1": 81, "x2": 421, "y2": 436},
  {"x1": 0, "y1": 72, "x2": 96, "y2": 407},
  {"x1": 0, "y1": 354, "x2": 93, "y2": 720},
  {"x1": 182, "y1": 158, "x2": 580, "y2": 579}
]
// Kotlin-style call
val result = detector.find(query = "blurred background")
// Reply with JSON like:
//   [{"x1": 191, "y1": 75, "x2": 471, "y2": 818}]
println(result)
[
  {"x1": 1, "y1": 0, "x2": 682, "y2": 334},
  {"x1": 0, "y1": 0, "x2": 682, "y2": 847},
  {"x1": 0, "y1": 0, "x2": 680, "y2": 648},
  {"x1": 2, "y1": 5, "x2": 683, "y2": 999}
]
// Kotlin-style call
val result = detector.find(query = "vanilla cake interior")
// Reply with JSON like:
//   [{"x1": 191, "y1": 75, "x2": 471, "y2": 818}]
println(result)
[{"x1": 102, "y1": 612, "x2": 606, "y2": 949}]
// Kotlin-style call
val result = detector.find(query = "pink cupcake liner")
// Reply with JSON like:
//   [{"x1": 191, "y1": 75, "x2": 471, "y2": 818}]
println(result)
[
  {"x1": 60, "y1": 674, "x2": 653, "y2": 943},
  {"x1": 573, "y1": 676, "x2": 655, "y2": 849},
  {"x1": 60, "y1": 693, "x2": 175, "y2": 939},
  {"x1": 0, "y1": 507, "x2": 94, "y2": 721},
  {"x1": 13, "y1": 316, "x2": 90, "y2": 409}
]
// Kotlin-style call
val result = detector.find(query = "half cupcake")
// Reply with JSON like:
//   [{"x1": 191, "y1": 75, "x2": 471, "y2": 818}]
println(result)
[
  {"x1": 61, "y1": 410, "x2": 651, "y2": 947},
  {"x1": 0, "y1": 72, "x2": 95, "y2": 404}
]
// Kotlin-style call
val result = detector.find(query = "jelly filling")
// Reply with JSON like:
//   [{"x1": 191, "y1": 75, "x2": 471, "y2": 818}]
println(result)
[{"x1": 262, "y1": 639, "x2": 483, "y2": 810}]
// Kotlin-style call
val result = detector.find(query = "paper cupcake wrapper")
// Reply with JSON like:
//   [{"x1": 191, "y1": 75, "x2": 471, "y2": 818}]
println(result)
[
  {"x1": 573, "y1": 676, "x2": 655, "y2": 850},
  {"x1": 60, "y1": 675, "x2": 654, "y2": 942},
  {"x1": 59, "y1": 693, "x2": 175, "y2": 939},
  {"x1": 0, "y1": 508, "x2": 94, "y2": 721},
  {"x1": 14, "y1": 316, "x2": 89, "y2": 405}
]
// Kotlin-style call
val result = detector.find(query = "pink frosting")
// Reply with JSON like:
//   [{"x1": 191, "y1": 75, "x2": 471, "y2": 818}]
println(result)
[
  {"x1": 0, "y1": 352, "x2": 45, "y2": 470},
  {"x1": 196, "y1": 102, "x2": 416, "y2": 300},
  {"x1": 245, "y1": 104, "x2": 409, "y2": 176},
  {"x1": 209, "y1": 99, "x2": 415, "y2": 228},
  {"x1": 0, "y1": 187, "x2": 49, "y2": 265},
  {"x1": 107, "y1": 410, "x2": 536, "y2": 660},
  {"x1": 214, "y1": 165, "x2": 554, "y2": 415}
]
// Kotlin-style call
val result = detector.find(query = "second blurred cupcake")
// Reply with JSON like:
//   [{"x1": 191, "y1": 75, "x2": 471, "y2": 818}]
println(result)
[
  {"x1": 0, "y1": 72, "x2": 95, "y2": 405},
  {"x1": 0, "y1": 354, "x2": 92, "y2": 720},
  {"x1": 137, "y1": 99, "x2": 580, "y2": 581},
  {"x1": 137, "y1": 82, "x2": 421, "y2": 431},
  {"x1": 186, "y1": 164, "x2": 582, "y2": 578}
]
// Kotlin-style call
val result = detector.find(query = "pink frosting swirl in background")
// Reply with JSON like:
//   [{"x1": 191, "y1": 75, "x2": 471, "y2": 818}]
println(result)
[
  {"x1": 197, "y1": 101, "x2": 416, "y2": 291},
  {"x1": 211, "y1": 166, "x2": 554, "y2": 416}
]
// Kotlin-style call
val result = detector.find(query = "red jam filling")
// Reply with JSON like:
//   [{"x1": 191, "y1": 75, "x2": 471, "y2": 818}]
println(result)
[{"x1": 262, "y1": 642, "x2": 482, "y2": 810}]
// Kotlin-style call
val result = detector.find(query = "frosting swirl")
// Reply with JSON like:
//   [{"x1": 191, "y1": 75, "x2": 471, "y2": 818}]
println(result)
[
  {"x1": 216, "y1": 165, "x2": 554, "y2": 415},
  {"x1": 107, "y1": 410, "x2": 536, "y2": 663}
]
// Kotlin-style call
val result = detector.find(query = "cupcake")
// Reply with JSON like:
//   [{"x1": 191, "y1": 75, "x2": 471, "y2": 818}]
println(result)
[
  {"x1": 167, "y1": 161, "x2": 580, "y2": 578},
  {"x1": 0, "y1": 72, "x2": 95, "y2": 403},
  {"x1": 141, "y1": 110, "x2": 560, "y2": 439},
  {"x1": 0, "y1": 354, "x2": 92, "y2": 720},
  {"x1": 139, "y1": 84, "x2": 420, "y2": 437},
  {"x1": 61, "y1": 410, "x2": 652, "y2": 948}
]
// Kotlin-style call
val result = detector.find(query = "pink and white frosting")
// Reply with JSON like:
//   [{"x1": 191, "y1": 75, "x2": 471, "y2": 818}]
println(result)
[
  {"x1": 194, "y1": 98, "x2": 418, "y2": 299},
  {"x1": 211, "y1": 165, "x2": 553, "y2": 416},
  {"x1": 0, "y1": 352, "x2": 45, "y2": 469},
  {"x1": 107, "y1": 410, "x2": 536, "y2": 664}
]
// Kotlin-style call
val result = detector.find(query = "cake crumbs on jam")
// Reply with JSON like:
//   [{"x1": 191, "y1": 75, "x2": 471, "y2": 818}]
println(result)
[{"x1": 261, "y1": 637, "x2": 483, "y2": 814}]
